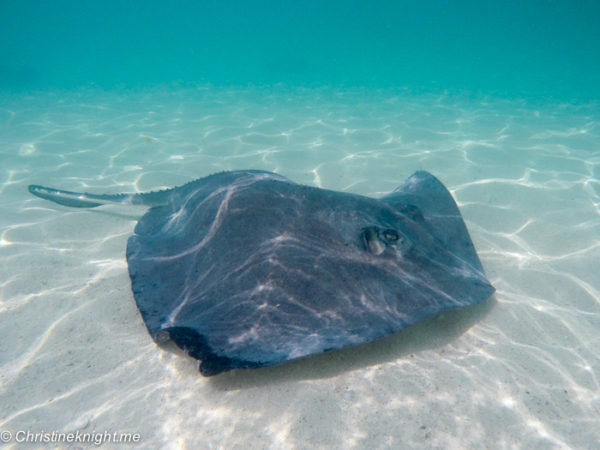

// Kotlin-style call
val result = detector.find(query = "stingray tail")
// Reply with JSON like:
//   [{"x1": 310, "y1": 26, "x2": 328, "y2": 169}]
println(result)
[{"x1": 28, "y1": 185, "x2": 144, "y2": 208}]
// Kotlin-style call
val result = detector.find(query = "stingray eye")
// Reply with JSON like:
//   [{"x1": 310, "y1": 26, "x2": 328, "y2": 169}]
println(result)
[
  {"x1": 362, "y1": 226, "x2": 411, "y2": 256},
  {"x1": 382, "y1": 229, "x2": 399, "y2": 242},
  {"x1": 379, "y1": 227, "x2": 412, "y2": 254}
]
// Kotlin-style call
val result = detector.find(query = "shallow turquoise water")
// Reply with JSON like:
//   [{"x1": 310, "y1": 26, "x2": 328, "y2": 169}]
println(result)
[
  {"x1": 1, "y1": 2, "x2": 599, "y2": 449},
  {"x1": 2, "y1": 1, "x2": 599, "y2": 100}
]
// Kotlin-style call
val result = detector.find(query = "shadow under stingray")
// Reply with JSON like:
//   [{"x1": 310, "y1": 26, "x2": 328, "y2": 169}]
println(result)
[{"x1": 188, "y1": 295, "x2": 498, "y2": 390}]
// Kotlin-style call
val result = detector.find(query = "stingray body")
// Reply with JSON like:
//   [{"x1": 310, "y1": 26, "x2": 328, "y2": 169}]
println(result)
[{"x1": 29, "y1": 170, "x2": 494, "y2": 376}]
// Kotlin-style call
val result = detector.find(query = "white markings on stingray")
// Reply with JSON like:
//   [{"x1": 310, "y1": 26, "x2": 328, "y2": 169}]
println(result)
[
  {"x1": 263, "y1": 232, "x2": 299, "y2": 246},
  {"x1": 227, "y1": 324, "x2": 261, "y2": 345},
  {"x1": 152, "y1": 187, "x2": 235, "y2": 262},
  {"x1": 164, "y1": 291, "x2": 192, "y2": 328},
  {"x1": 161, "y1": 171, "x2": 287, "y2": 236},
  {"x1": 161, "y1": 184, "x2": 225, "y2": 233}
]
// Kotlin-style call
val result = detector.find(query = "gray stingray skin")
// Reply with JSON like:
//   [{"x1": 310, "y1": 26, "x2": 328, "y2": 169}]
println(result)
[{"x1": 28, "y1": 170, "x2": 494, "y2": 376}]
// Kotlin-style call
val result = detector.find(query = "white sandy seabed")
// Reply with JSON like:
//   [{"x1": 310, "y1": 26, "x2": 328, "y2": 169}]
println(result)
[{"x1": 0, "y1": 86, "x2": 599, "y2": 449}]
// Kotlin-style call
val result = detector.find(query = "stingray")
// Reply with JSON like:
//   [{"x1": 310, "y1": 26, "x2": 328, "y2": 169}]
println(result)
[{"x1": 28, "y1": 170, "x2": 494, "y2": 376}]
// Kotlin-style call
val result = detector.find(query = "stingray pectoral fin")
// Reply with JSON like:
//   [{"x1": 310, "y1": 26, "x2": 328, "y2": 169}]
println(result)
[{"x1": 28, "y1": 184, "x2": 133, "y2": 208}]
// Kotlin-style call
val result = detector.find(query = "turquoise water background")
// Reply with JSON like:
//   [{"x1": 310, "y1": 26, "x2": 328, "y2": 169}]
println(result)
[
  {"x1": 1, "y1": 2, "x2": 600, "y2": 449},
  {"x1": 2, "y1": 0, "x2": 599, "y2": 99}
]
